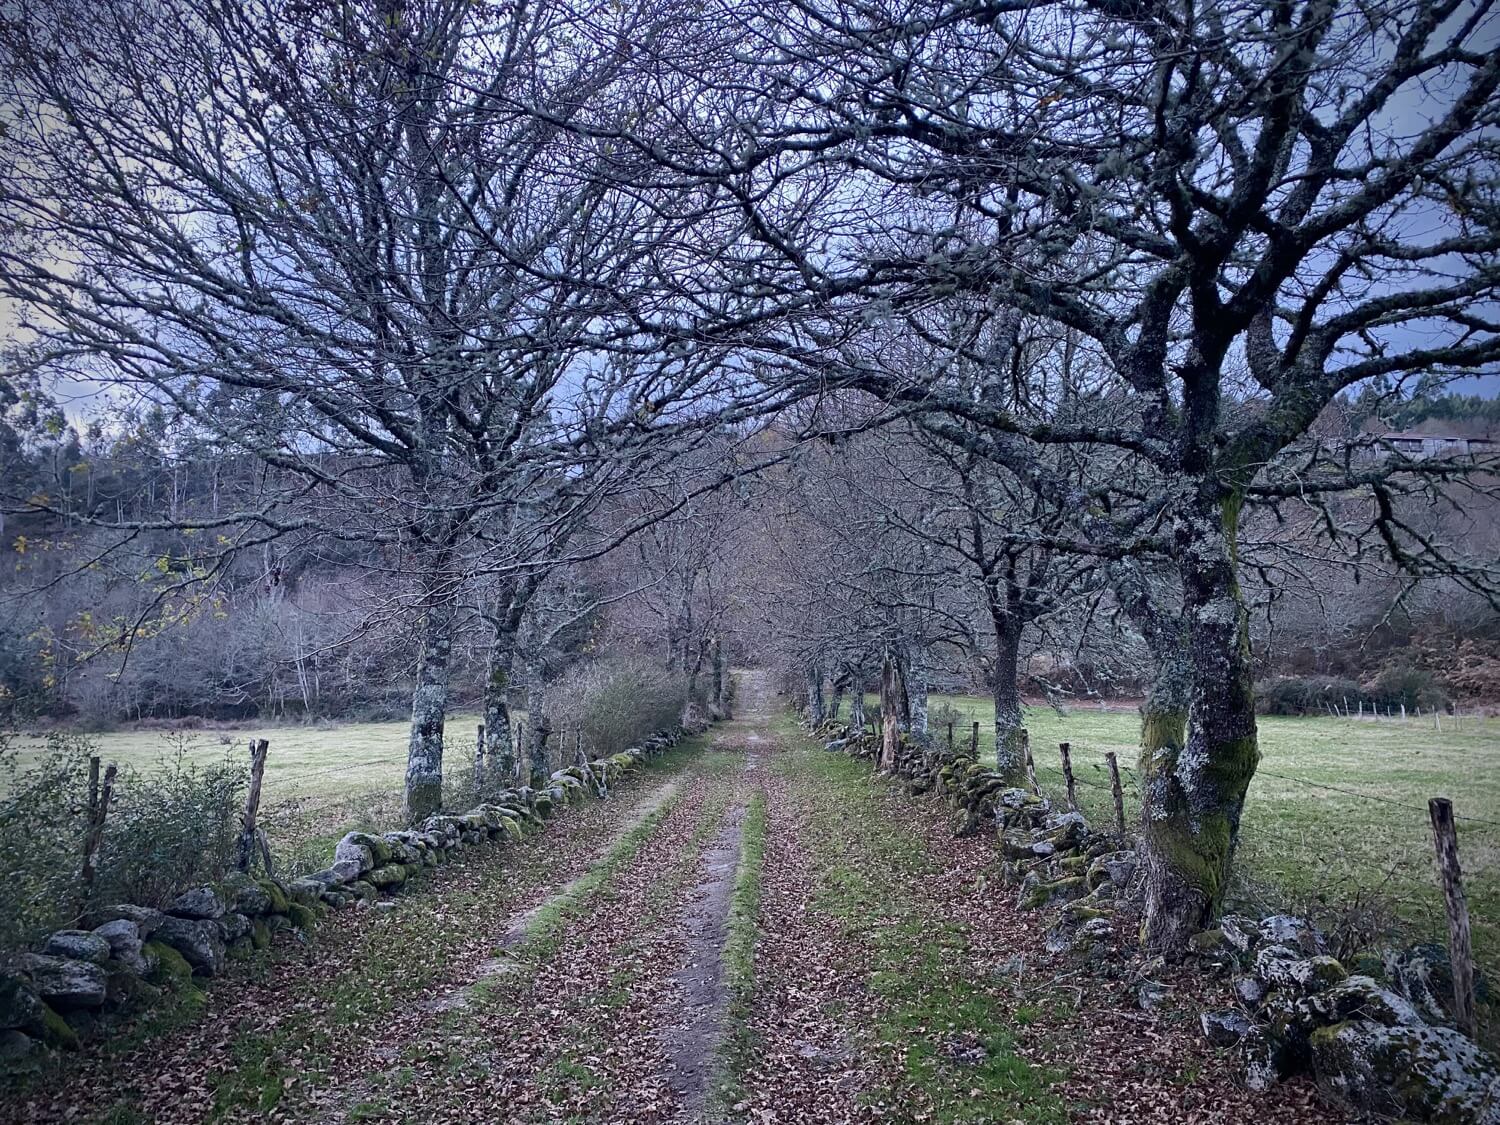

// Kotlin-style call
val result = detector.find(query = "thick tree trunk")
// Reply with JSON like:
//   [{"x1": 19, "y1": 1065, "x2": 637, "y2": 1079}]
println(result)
[
  {"x1": 1140, "y1": 493, "x2": 1261, "y2": 953},
  {"x1": 849, "y1": 666, "x2": 867, "y2": 733},
  {"x1": 989, "y1": 606, "x2": 1028, "y2": 785},
  {"x1": 804, "y1": 662, "x2": 826, "y2": 726},
  {"x1": 482, "y1": 625, "x2": 518, "y2": 787},
  {"x1": 828, "y1": 678, "x2": 844, "y2": 723},
  {"x1": 709, "y1": 636, "x2": 727, "y2": 718},
  {"x1": 878, "y1": 647, "x2": 908, "y2": 771},
  {"x1": 403, "y1": 598, "x2": 454, "y2": 823},
  {"x1": 525, "y1": 662, "x2": 551, "y2": 788},
  {"x1": 903, "y1": 642, "x2": 929, "y2": 735}
]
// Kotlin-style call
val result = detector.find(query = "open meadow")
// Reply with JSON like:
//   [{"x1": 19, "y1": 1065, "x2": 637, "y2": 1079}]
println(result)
[
  {"x1": 4, "y1": 713, "x2": 494, "y2": 873},
  {"x1": 921, "y1": 693, "x2": 1500, "y2": 975}
]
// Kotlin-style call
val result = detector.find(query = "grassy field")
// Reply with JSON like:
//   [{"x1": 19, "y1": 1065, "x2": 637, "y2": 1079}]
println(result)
[
  {"x1": 4, "y1": 712, "x2": 497, "y2": 872},
  {"x1": 919, "y1": 692, "x2": 1500, "y2": 976}
]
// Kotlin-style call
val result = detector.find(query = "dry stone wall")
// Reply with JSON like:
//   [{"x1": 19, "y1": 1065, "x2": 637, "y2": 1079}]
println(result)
[
  {"x1": 815, "y1": 717, "x2": 1500, "y2": 1123},
  {"x1": 0, "y1": 726, "x2": 700, "y2": 1073}
]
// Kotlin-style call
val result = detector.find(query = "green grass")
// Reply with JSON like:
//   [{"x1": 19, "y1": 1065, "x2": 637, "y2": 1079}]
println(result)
[
  {"x1": 775, "y1": 725, "x2": 1066, "y2": 1124},
  {"x1": 911, "y1": 693, "x2": 1500, "y2": 975}
]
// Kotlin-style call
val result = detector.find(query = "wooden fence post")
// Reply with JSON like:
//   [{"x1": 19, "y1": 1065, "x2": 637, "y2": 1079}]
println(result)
[
  {"x1": 475, "y1": 723, "x2": 486, "y2": 790},
  {"x1": 1105, "y1": 752, "x2": 1126, "y2": 836},
  {"x1": 946, "y1": 722, "x2": 954, "y2": 756},
  {"x1": 237, "y1": 739, "x2": 271, "y2": 874},
  {"x1": 970, "y1": 721, "x2": 980, "y2": 759},
  {"x1": 1022, "y1": 729, "x2": 1040, "y2": 795},
  {"x1": 575, "y1": 725, "x2": 584, "y2": 766},
  {"x1": 1428, "y1": 798, "x2": 1476, "y2": 1037},
  {"x1": 81, "y1": 756, "x2": 117, "y2": 901},
  {"x1": 1059, "y1": 742, "x2": 1077, "y2": 810}
]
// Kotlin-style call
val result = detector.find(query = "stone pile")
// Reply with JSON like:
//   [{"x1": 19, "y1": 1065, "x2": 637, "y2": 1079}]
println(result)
[
  {"x1": 0, "y1": 727, "x2": 691, "y2": 1072},
  {"x1": 1190, "y1": 915, "x2": 1500, "y2": 1122}
]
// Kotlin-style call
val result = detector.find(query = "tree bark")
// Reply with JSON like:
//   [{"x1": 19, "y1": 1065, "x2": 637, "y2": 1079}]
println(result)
[
  {"x1": 988, "y1": 603, "x2": 1028, "y2": 785},
  {"x1": 804, "y1": 661, "x2": 826, "y2": 726},
  {"x1": 525, "y1": 661, "x2": 551, "y2": 787},
  {"x1": 482, "y1": 624, "x2": 518, "y2": 787},
  {"x1": 878, "y1": 647, "x2": 908, "y2": 771},
  {"x1": 848, "y1": 665, "x2": 867, "y2": 733},
  {"x1": 1139, "y1": 492, "x2": 1260, "y2": 953},
  {"x1": 403, "y1": 597, "x2": 455, "y2": 823}
]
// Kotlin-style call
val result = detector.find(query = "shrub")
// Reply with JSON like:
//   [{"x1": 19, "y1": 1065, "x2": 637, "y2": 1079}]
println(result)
[
  {"x1": 94, "y1": 735, "x2": 245, "y2": 909},
  {"x1": 1255, "y1": 675, "x2": 1368, "y2": 716},
  {"x1": 0, "y1": 731, "x2": 96, "y2": 949},
  {"x1": 549, "y1": 660, "x2": 687, "y2": 757},
  {"x1": 1368, "y1": 663, "x2": 1447, "y2": 712},
  {"x1": 0, "y1": 731, "x2": 244, "y2": 951}
]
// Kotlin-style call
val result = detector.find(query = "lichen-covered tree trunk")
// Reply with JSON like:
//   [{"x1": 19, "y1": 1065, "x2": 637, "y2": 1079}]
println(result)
[
  {"x1": 403, "y1": 599, "x2": 455, "y2": 822},
  {"x1": 804, "y1": 662, "x2": 826, "y2": 726},
  {"x1": 902, "y1": 641, "x2": 929, "y2": 735},
  {"x1": 1139, "y1": 493, "x2": 1261, "y2": 953},
  {"x1": 709, "y1": 636, "x2": 727, "y2": 718},
  {"x1": 828, "y1": 678, "x2": 844, "y2": 723},
  {"x1": 988, "y1": 603, "x2": 1028, "y2": 785},
  {"x1": 525, "y1": 662, "x2": 551, "y2": 788},
  {"x1": 482, "y1": 625, "x2": 518, "y2": 785},
  {"x1": 849, "y1": 666, "x2": 867, "y2": 733}
]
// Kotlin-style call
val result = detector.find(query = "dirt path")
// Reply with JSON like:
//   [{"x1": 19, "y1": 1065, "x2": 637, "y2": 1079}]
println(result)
[{"x1": 2, "y1": 675, "x2": 1349, "y2": 1124}]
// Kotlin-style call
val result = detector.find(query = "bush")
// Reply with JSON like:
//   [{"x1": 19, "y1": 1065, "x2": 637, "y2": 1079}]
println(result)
[
  {"x1": 0, "y1": 731, "x2": 244, "y2": 951},
  {"x1": 1255, "y1": 675, "x2": 1368, "y2": 716},
  {"x1": 95, "y1": 735, "x2": 245, "y2": 909},
  {"x1": 549, "y1": 660, "x2": 687, "y2": 758},
  {"x1": 1368, "y1": 663, "x2": 1447, "y2": 712}
]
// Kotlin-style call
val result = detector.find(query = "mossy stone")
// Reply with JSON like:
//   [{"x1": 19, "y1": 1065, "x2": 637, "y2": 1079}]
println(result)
[
  {"x1": 256, "y1": 879, "x2": 289, "y2": 914},
  {"x1": 250, "y1": 919, "x2": 272, "y2": 950},
  {"x1": 37, "y1": 1001, "x2": 79, "y2": 1050},
  {"x1": 286, "y1": 903, "x2": 317, "y2": 932},
  {"x1": 143, "y1": 940, "x2": 193, "y2": 989}
]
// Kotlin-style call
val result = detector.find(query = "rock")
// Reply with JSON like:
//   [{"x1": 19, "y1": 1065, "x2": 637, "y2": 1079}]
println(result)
[
  {"x1": 42, "y1": 930, "x2": 111, "y2": 964},
  {"x1": 1085, "y1": 850, "x2": 1137, "y2": 892},
  {"x1": 286, "y1": 903, "x2": 318, "y2": 931},
  {"x1": 1254, "y1": 947, "x2": 1347, "y2": 995},
  {"x1": 333, "y1": 837, "x2": 375, "y2": 873},
  {"x1": 0, "y1": 976, "x2": 47, "y2": 1033},
  {"x1": 287, "y1": 878, "x2": 327, "y2": 907},
  {"x1": 374, "y1": 900, "x2": 397, "y2": 913},
  {"x1": 1137, "y1": 981, "x2": 1169, "y2": 1010},
  {"x1": 222, "y1": 873, "x2": 273, "y2": 916},
  {"x1": 343, "y1": 832, "x2": 394, "y2": 865},
  {"x1": 84, "y1": 904, "x2": 165, "y2": 939},
  {"x1": 1201, "y1": 1009, "x2": 1254, "y2": 1047},
  {"x1": 141, "y1": 941, "x2": 195, "y2": 989},
  {"x1": 168, "y1": 886, "x2": 226, "y2": 921},
  {"x1": 1243, "y1": 1025, "x2": 1303, "y2": 1092},
  {"x1": 154, "y1": 917, "x2": 226, "y2": 977},
  {"x1": 1257, "y1": 914, "x2": 1323, "y2": 957},
  {"x1": 329, "y1": 859, "x2": 365, "y2": 884},
  {"x1": 1384, "y1": 943, "x2": 1488, "y2": 1027},
  {"x1": 1296, "y1": 975, "x2": 1422, "y2": 1030},
  {"x1": 18, "y1": 954, "x2": 107, "y2": 1009},
  {"x1": 0, "y1": 1028, "x2": 42, "y2": 1069},
  {"x1": 1017, "y1": 874, "x2": 1085, "y2": 911},
  {"x1": 92, "y1": 919, "x2": 153, "y2": 976},
  {"x1": 219, "y1": 912, "x2": 252, "y2": 943},
  {"x1": 1219, "y1": 914, "x2": 1259, "y2": 954},
  {"x1": 366, "y1": 864, "x2": 408, "y2": 889},
  {"x1": 1309, "y1": 1019, "x2": 1500, "y2": 1123},
  {"x1": 1188, "y1": 928, "x2": 1241, "y2": 971},
  {"x1": 1232, "y1": 975, "x2": 1266, "y2": 1006}
]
